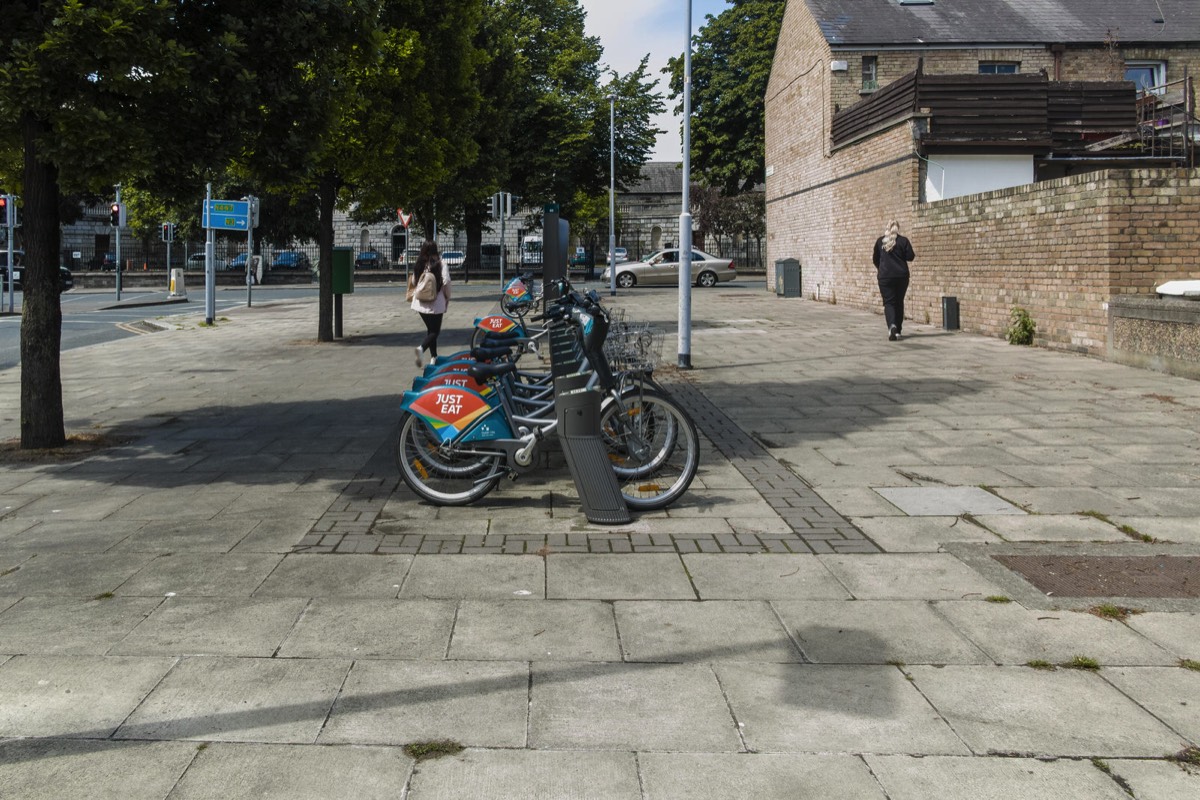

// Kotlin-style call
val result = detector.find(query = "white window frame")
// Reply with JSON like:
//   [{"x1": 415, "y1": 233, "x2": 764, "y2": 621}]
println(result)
[
  {"x1": 1124, "y1": 61, "x2": 1166, "y2": 94},
  {"x1": 978, "y1": 62, "x2": 1019, "y2": 75},
  {"x1": 861, "y1": 56, "x2": 878, "y2": 92}
]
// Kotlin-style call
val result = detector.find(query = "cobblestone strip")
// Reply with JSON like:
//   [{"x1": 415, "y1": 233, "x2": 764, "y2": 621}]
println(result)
[
  {"x1": 295, "y1": 381, "x2": 879, "y2": 555},
  {"x1": 662, "y1": 375, "x2": 880, "y2": 555}
]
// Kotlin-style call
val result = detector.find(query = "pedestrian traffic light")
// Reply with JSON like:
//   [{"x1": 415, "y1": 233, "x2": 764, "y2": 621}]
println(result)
[
  {"x1": 109, "y1": 202, "x2": 122, "y2": 227},
  {"x1": 161, "y1": 222, "x2": 174, "y2": 242},
  {"x1": 0, "y1": 195, "x2": 12, "y2": 227},
  {"x1": 487, "y1": 195, "x2": 498, "y2": 218}
]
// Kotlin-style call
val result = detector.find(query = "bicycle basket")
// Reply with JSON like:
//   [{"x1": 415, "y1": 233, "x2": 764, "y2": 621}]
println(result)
[{"x1": 603, "y1": 318, "x2": 663, "y2": 373}]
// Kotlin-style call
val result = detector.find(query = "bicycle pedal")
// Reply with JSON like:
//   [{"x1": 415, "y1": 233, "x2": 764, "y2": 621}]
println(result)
[{"x1": 506, "y1": 471, "x2": 520, "y2": 482}]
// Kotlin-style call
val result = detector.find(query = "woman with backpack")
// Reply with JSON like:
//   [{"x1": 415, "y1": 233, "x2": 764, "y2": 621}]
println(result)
[{"x1": 408, "y1": 240, "x2": 452, "y2": 366}]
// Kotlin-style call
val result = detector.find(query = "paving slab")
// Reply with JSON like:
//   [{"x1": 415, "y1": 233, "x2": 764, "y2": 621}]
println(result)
[
  {"x1": 874, "y1": 487, "x2": 1026, "y2": 516},
  {"x1": 638, "y1": 753, "x2": 887, "y2": 799},
  {"x1": 818, "y1": 554, "x2": 1006, "y2": 600},
  {"x1": 115, "y1": 552, "x2": 283, "y2": 597},
  {"x1": 773, "y1": 600, "x2": 990, "y2": 665},
  {"x1": 398, "y1": 554, "x2": 545, "y2": 599},
  {"x1": 0, "y1": 551, "x2": 157, "y2": 597},
  {"x1": 682, "y1": 554, "x2": 849, "y2": 600},
  {"x1": 109, "y1": 596, "x2": 308, "y2": 657},
  {"x1": 1113, "y1": 516, "x2": 1200, "y2": 545},
  {"x1": 974, "y1": 514, "x2": 1129, "y2": 543},
  {"x1": 231, "y1": 517, "x2": 315, "y2": 553},
  {"x1": 112, "y1": 518, "x2": 260, "y2": 552},
  {"x1": 529, "y1": 661, "x2": 741, "y2": 751},
  {"x1": 254, "y1": 554, "x2": 413, "y2": 598},
  {"x1": 0, "y1": 654, "x2": 176, "y2": 738},
  {"x1": 116, "y1": 656, "x2": 349, "y2": 743},
  {"x1": 1125, "y1": 611, "x2": 1200, "y2": 660},
  {"x1": 449, "y1": 599, "x2": 620, "y2": 661},
  {"x1": 168, "y1": 742, "x2": 414, "y2": 800},
  {"x1": 864, "y1": 754, "x2": 1130, "y2": 800},
  {"x1": 3, "y1": 519, "x2": 137, "y2": 552},
  {"x1": 934, "y1": 601, "x2": 1179, "y2": 666},
  {"x1": 850, "y1": 516, "x2": 1002, "y2": 552},
  {"x1": 0, "y1": 739, "x2": 198, "y2": 800},
  {"x1": 407, "y1": 749, "x2": 640, "y2": 800},
  {"x1": 6, "y1": 488, "x2": 144, "y2": 521},
  {"x1": 319, "y1": 660, "x2": 528, "y2": 747},
  {"x1": 1106, "y1": 759, "x2": 1200, "y2": 800},
  {"x1": 713, "y1": 663, "x2": 968, "y2": 754},
  {"x1": 1102, "y1": 667, "x2": 1200, "y2": 744},
  {"x1": 908, "y1": 665, "x2": 1184, "y2": 756},
  {"x1": 0, "y1": 595, "x2": 161, "y2": 655},
  {"x1": 546, "y1": 553, "x2": 695, "y2": 599},
  {"x1": 614, "y1": 600, "x2": 801, "y2": 663},
  {"x1": 989, "y1": 487, "x2": 1150, "y2": 517},
  {"x1": 276, "y1": 598, "x2": 455, "y2": 659}
]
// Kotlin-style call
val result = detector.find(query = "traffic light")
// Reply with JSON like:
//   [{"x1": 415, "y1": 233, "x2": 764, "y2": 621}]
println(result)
[
  {"x1": 109, "y1": 202, "x2": 122, "y2": 227},
  {"x1": 161, "y1": 222, "x2": 174, "y2": 242},
  {"x1": 487, "y1": 195, "x2": 498, "y2": 218},
  {"x1": 0, "y1": 195, "x2": 13, "y2": 227},
  {"x1": 248, "y1": 196, "x2": 260, "y2": 228}
]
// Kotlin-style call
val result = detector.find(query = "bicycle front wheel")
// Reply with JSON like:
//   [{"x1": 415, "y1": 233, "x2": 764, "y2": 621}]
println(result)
[
  {"x1": 395, "y1": 412, "x2": 503, "y2": 505},
  {"x1": 600, "y1": 389, "x2": 699, "y2": 511}
]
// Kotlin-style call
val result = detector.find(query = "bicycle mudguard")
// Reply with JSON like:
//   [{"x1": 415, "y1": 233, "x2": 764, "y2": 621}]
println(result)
[
  {"x1": 412, "y1": 370, "x2": 495, "y2": 399},
  {"x1": 401, "y1": 386, "x2": 512, "y2": 443},
  {"x1": 474, "y1": 314, "x2": 525, "y2": 337}
]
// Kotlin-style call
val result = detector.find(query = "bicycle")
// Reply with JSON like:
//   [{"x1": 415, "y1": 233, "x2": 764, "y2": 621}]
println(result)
[{"x1": 395, "y1": 280, "x2": 698, "y2": 511}]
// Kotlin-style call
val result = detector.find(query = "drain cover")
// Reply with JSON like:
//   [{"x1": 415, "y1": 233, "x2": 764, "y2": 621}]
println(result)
[{"x1": 995, "y1": 555, "x2": 1200, "y2": 598}]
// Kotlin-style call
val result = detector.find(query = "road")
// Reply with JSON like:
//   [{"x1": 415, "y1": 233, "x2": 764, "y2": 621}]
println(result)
[{"x1": 0, "y1": 286, "x2": 328, "y2": 371}]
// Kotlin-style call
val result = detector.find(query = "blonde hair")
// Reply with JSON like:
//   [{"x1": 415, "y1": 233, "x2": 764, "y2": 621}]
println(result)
[{"x1": 881, "y1": 221, "x2": 900, "y2": 252}]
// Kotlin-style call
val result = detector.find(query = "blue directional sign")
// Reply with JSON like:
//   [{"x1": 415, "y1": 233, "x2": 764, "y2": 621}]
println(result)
[{"x1": 202, "y1": 199, "x2": 250, "y2": 231}]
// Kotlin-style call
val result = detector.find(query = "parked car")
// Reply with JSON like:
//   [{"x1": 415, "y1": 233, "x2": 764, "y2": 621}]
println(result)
[
  {"x1": 614, "y1": 247, "x2": 628, "y2": 262},
  {"x1": 186, "y1": 253, "x2": 208, "y2": 269},
  {"x1": 1, "y1": 253, "x2": 74, "y2": 292},
  {"x1": 354, "y1": 250, "x2": 381, "y2": 269},
  {"x1": 271, "y1": 251, "x2": 311, "y2": 270},
  {"x1": 225, "y1": 253, "x2": 249, "y2": 271},
  {"x1": 600, "y1": 248, "x2": 736, "y2": 288},
  {"x1": 442, "y1": 250, "x2": 465, "y2": 270}
]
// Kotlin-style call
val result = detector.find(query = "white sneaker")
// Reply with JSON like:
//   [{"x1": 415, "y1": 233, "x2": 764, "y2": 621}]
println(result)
[{"x1": 414, "y1": 346, "x2": 423, "y2": 367}]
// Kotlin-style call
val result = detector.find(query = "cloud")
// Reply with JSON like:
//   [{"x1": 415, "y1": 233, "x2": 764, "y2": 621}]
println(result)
[{"x1": 580, "y1": 0, "x2": 728, "y2": 160}]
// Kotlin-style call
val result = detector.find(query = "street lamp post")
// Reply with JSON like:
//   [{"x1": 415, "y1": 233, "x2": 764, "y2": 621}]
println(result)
[
  {"x1": 678, "y1": 0, "x2": 694, "y2": 369},
  {"x1": 608, "y1": 94, "x2": 617, "y2": 296}
]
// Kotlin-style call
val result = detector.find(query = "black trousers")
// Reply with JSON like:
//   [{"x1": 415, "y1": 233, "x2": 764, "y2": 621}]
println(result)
[
  {"x1": 418, "y1": 312, "x2": 444, "y2": 358},
  {"x1": 878, "y1": 276, "x2": 909, "y2": 332}
]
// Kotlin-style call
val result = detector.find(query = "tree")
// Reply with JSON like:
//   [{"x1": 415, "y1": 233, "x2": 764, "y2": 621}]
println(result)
[
  {"x1": 665, "y1": 0, "x2": 786, "y2": 193},
  {"x1": 0, "y1": 1, "x2": 358, "y2": 447}
]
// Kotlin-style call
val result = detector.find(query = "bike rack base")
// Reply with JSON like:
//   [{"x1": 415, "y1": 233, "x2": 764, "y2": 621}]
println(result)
[{"x1": 555, "y1": 374, "x2": 631, "y2": 525}]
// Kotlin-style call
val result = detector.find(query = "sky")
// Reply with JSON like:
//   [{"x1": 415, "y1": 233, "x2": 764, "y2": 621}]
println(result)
[{"x1": 579, "y1": 0, "x2": 729, "y2": 162}]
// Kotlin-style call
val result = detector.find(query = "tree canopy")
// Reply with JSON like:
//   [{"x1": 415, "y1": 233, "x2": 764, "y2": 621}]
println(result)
[{"x1": 666, "y1": 0, "x2": 785, "y2": 193}]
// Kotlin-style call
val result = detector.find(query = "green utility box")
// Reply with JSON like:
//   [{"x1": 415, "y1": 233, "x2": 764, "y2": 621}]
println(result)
[
  {"x1": 332, "y1": 246, "x2": 354, "y2": 294},
  {"x1": 775, "y1": 258, "x2": 801, "y2": 297}
]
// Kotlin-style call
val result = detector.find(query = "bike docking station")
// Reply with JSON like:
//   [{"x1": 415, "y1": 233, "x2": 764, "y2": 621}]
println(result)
[{"x1": 545, "y1": 205, "x2": 631, "y2": 525}]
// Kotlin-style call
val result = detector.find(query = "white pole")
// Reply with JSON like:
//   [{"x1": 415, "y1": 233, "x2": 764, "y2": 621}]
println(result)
[
  {"x1": 499, "y1": 194, "x2": 506, "y2": 287},
  {"x1": 678, "y1": 0, "x2": 694, "y2": 369},
  {"x1": 609, "y1": 94, "x2": 617, "y2": 296}
]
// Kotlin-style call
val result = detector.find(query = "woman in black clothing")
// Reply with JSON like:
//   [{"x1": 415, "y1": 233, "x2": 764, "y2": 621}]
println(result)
[{"x1": 872, "y1": 220, "x2": 915, "y2": 341}]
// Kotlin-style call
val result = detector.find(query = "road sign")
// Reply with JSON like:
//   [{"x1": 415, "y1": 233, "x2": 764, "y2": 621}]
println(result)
[
  {"x1": 399, "y1": 210, "x2": 412, "y2": 229},
  {"x1": 202, "y1": 199, "x2": 250, "y2": 231}
]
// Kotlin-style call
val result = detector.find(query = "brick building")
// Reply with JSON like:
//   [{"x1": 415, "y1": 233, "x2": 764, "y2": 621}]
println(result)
[{"x1": 765, "y1": 0, "x2": 1200, "y2": 353}]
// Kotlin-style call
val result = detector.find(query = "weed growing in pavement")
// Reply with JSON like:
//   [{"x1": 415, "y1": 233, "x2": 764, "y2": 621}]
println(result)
[
  {"x1": 1168, "y1": 746, "x2": 1200, "y2": 766},
  {"x1": 93, "y1": 592, "x2": 115, "y2": 601},
  {"x1": 1078, "y1": 510, "x2": 1112, "y2": 524},
  {"x1": 404, "y1": 740, "x2": 465, "y2": 762},
  {"x1": 1087, "y1": 604, "x2": 1142, "y2": 622},
  {"x1": 1180, "y1": 659, "x2": 1200, "y2": 672},
  {"x1": 984, "y1": 596, "x2": 1012, "y2": 603},
  {"x1": 1117, "y1": 523, "x2": 1156, "y2": 543},
  {"x1": 1026, "y1": 660, "x2": 1056, "y2": 671},
  {"x1": 1006, "y1": 307, "x2": 1036, "y2": 345},
  {"x1": 1063, "y1": 655, "x2": 1101, "y2": 671},
  {"x1": 1090, "y1": 758, "x2": 1134, "y2": 795}
]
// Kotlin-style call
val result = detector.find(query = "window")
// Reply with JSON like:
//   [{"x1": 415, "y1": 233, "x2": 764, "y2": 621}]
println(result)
[
  {"x1": 978, "y1": 62, "x2": 1019, "y2": 74},
  {"x1": 1124, "y1": 61, "x2": 1166, "y2": 93},
  {"x1": 862, "y1": 56, "x2": 878, "y2": 91}
]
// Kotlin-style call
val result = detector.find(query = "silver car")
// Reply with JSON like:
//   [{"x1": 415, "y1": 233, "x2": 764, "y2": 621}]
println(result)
[{"x1": 601, "y1": 248, "x2": 736, "y2": 288}]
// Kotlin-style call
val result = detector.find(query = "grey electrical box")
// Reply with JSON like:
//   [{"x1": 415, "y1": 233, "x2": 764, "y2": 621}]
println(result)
[
  {"x1": 775, "y1": 258, "x2": 801, "y2": 297},
  {"x1": 942, "y1": 296, "x2": 960, "y2": 330}
]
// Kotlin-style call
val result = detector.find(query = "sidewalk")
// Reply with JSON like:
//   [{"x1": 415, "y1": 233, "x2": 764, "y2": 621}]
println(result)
[{"x1": 1, "y1": 284, "x2": 1198, "y2": 799}]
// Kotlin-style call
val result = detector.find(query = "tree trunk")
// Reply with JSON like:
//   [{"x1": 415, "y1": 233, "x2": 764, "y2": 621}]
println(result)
[
  {"x1": 19, "y1": 112, "x2": 66, "y2": 449},
  {"x1": 463, "y1": 205, "x2": 484, "y2": 283},
  {"x1": 316, "y1": 172, "x2": 336, "y2": 342}
]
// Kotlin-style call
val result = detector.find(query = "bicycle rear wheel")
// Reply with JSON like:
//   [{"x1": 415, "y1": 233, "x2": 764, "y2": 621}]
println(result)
[
  {"x1": 395, "y1": 412, "x2": 503, "y2": 505},
  {"x1": 600, "y1": 389, "x2": 699, "y2": 511}
]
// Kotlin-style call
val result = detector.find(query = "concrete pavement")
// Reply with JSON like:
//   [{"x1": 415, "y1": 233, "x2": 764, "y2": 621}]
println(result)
[{"x1": 1, "y1": 281, "x2": 1199, "y2": 798}]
